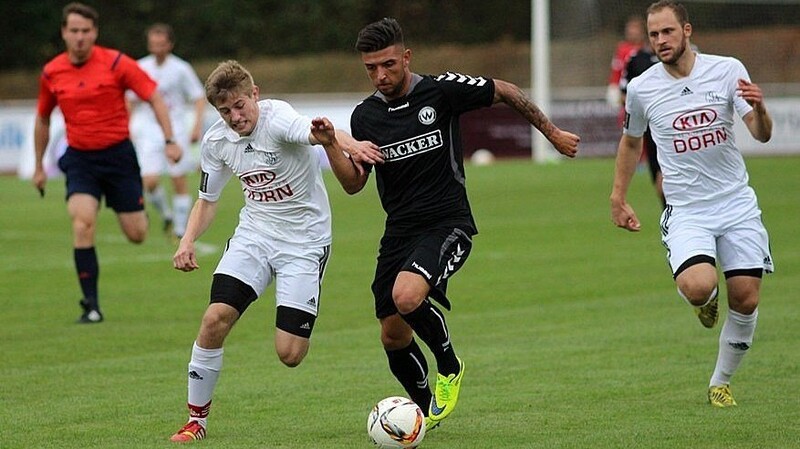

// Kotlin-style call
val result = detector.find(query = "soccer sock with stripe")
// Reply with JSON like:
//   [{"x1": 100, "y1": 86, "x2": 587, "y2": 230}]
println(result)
[
  {"x1": 401, "y1": 299, "x2": 460, "y2": 376},
  {"x1": 186, "y1": 341, "x2": 223, "y2": 427},
  {"x1": 386, "y1": 338, "x2": 433, "y2": 413},
  {"x1": 710, "y1": 308, "x2": 757, "y2": 387},
  {"x1": 74, "y1": 247, "x2": 99, "y2": 308}
]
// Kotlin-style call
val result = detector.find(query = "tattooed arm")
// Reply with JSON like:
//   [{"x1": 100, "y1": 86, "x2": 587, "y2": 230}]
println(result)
[{"x1": 493, "y1": 79, "x2": 580, "y2": 158}]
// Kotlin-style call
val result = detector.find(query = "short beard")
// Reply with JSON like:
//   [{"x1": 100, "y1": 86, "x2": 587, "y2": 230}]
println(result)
[
  {"x1": 660, "y1": 40, "x2": 687, "y2": 65},
  {"x1": 380, "y1": 73, "x2": 407, "y2": 100}
]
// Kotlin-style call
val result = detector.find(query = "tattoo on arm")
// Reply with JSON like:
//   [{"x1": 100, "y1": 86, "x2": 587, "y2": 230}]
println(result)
[{"x1": 504, "y1": 84, "x2": 556, "y2": 138}]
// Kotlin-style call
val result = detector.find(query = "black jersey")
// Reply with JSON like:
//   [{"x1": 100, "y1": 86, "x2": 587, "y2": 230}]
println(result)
[
  {"x1": 620, "y1": 48, "x2": 659, "y2": 94},
  {"x1": 350, "y1": 72, "x2": 495, "y2": 236}
]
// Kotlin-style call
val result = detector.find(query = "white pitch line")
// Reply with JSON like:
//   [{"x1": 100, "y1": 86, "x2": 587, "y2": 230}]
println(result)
[{"x1": 1, "y1": 239, "x2": 220, "y2": 273}]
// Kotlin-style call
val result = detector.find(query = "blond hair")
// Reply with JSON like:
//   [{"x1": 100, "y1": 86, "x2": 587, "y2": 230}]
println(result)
[{"x1": 204, "y1": 60, "x2": 255, "y2": 107}]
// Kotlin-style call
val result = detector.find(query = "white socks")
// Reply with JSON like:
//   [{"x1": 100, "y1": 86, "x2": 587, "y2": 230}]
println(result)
[
  {"x1": 710, "y1": 308, "x2": 757, "y2": 387},
  {"x1": 146, "y1": 185, "x2": 172, "y2": 222},
  {"x1": 187, "y1": 341, "x2": 223, "y2": 427},
  {"x1": 172, "y1": 194, "x2": 192, "y2": 237}
]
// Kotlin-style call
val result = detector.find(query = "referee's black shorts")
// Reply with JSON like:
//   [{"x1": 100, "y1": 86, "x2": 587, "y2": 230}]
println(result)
[
  {"x1": 58, "y1": 139, "x2": 144, "y2": 212},
  {"x1": 371, "y1": 225, "x2": 474, "y2": 318}
]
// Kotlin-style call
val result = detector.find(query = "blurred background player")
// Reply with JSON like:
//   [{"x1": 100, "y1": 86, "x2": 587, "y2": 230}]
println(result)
[
  {"x1": 33, "y1": 2, "x2": 181, "y2": 323},
  {"x1": 606, "y1": 15, "x2": 646, "y2": 110},
  {"x1": 611, "y1": 0, "x2": 774, "y2": 408},
  {"x1": 619, "y1": 38, "x2": 665, "y2": 208},
  {"x1": 129, "y1": 23, "x2": 205, "y2": 241}
]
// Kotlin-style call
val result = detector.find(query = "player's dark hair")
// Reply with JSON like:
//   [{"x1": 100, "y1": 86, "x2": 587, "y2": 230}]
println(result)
[
  {"x1": 647, "y1": 1, "x2": 689, "y2": 26},
  {"x1": 355, "y1": 17, "x2": 404, "y2": 53},
  {"x1": 205, "y1": 59, "x2": 255, "y2": 107},
  {"x1": 62, "y1": 2, "x2": 99, "y2": 27},
  {"x1": 147, "y1": 22, "x2": 174, "y2": 43}
]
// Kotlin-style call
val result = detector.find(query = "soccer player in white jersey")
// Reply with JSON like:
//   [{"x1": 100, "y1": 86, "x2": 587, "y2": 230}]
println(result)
[
  {"x1": 610, "y1": 1, "x2": 774, "y2": 408},
  {"x1": 129, "y1": 23, "x2": 206, "y2": 240},
  {"x1": 168, "y1": 60, "x2": 381, "y2": 442}
]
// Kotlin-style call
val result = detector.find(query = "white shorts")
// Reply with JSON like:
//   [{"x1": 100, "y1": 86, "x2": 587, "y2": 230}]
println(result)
[
  {"x1": 660, "y1": 188, "x2": 774, "y2": 276},
  {"x1": 131, "y1": 121, "x2": 197, "y2": 177},
  {"x1": 214, "y1": 223, "x2": 330, "y2": 316}
]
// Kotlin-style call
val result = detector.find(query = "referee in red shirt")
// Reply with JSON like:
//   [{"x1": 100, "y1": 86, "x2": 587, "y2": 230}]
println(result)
[{"x1": 33, "y1": 2, "x2": 182, "y2": 323}]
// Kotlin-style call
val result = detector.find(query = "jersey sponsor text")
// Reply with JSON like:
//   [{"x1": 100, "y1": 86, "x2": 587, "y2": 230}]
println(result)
[
  {"x1": 380, "y1": 130, "x2": 443, "y2": 162},
  {"x1": 673, "y1": 127, "x2": 728, "y2": 153},
  {"x1": 244, "y1": 184, "x2": 295, "y2": 202},
  {"x1": 240, "y1": 169, "x2": 276, "y2": 189},
  {"x1": 240, "y1": 169, "x2": 295, "y2": 202},
  {"x1": 672, "y1": 109, "x2": 718, "y2": 131}
]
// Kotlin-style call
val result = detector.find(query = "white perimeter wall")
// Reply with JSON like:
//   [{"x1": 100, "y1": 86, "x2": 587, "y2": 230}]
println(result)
[{"x1": 4, "y1": 94, "x2": 800, "y2": 178}]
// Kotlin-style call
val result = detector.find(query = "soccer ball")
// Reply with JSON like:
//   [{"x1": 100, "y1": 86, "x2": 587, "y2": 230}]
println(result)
[
  {"x1": 366, "y1": 396, "x2": 426, "y2": 448},
  {"x1": 470, "y1": 148, "x2": 495, "y2": 166}
]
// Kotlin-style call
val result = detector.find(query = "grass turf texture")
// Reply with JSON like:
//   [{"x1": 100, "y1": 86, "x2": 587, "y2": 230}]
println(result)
[{"x1": 1, "y1": 156, "x2": 798, "y2": 448}]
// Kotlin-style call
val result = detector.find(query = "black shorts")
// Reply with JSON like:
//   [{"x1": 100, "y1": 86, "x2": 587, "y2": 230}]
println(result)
[
  {"x1": 57, "y1": 139, "x2": 144, "y2": 213},
  {"x1": 371, "y1": 226, "x2": 473, "y2": 318}
]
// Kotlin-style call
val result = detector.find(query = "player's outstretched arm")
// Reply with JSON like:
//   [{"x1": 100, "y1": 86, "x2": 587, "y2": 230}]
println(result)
[
  {"x1": 493, "y1": 79, "x2": 580, "y2": 158},
  {"x1": 173, "y1": 198, "x2": 218, "y2": 272},
  {"x1": 610, "y1": 134, "x2": 643, "y2": 232},
  {"x1": 310, "y1": 117, "x2": 377, "y2": 194}
]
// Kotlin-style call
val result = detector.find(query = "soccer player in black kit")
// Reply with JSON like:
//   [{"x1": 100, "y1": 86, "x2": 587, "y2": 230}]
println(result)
[{"x1": 345, "y1": 18, "x2": 581, "y2": 429}]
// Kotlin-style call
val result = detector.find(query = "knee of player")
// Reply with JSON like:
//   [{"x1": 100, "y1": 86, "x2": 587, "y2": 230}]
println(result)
[
  {"x1": 199, "y1": 308, "x2": 236, "y2": 342},
  {"x1": 276, "y1": 346, "x2": 307, "y2": 368},
  {"x1": 676, "y1": 280, "x2": 718, "y2": 306},
  {"x1": 391, "y1": 274, "x2": 429, "y2": 314},
  {"x1": 126, "y1": 232, "x2": 147, "y2": 244},
  {"x1": 730, "y1": 296, "x2": 759, "y2": 315},
  {"x1": 393, "y1": 299, "x2": 420, "y2": 315},
  {"x1": 392, "y1": 289, "x2": 425, "y2": 315},
  {"x1": 72, "y1": 219, "x2": 96, "y2": 237},
  {"x1": 122, "y1": 224, "x2": 148, "y2": 244}
]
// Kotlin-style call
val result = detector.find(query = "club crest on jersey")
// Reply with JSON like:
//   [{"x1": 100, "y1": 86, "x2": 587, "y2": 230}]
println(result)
[
  {"x1": 261, "y1": 151, "x2": 279, "y2": 165},
  {"x1": 380, "y1": 130, "x2": 443, "y2": 162},
  {"x1": 418, "y1": 106, "x2": 436, "y2": 125}
]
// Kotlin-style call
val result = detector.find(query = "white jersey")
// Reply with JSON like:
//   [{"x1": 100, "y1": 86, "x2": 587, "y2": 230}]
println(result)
[
  {"x1": 199, "y1": 99, "x2": 332, "y2": 246},
  {"x1": 129, "y1": 53, "x2": 204, "y2": 140},
  {"x1": 624, "y1": 53, "x2": 754, "y2": 207}
]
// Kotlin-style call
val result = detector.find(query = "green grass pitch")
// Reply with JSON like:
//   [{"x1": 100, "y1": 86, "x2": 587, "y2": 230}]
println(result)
[{"x1": 1, "y1": 156, "x2": 798, "y2": 448}]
